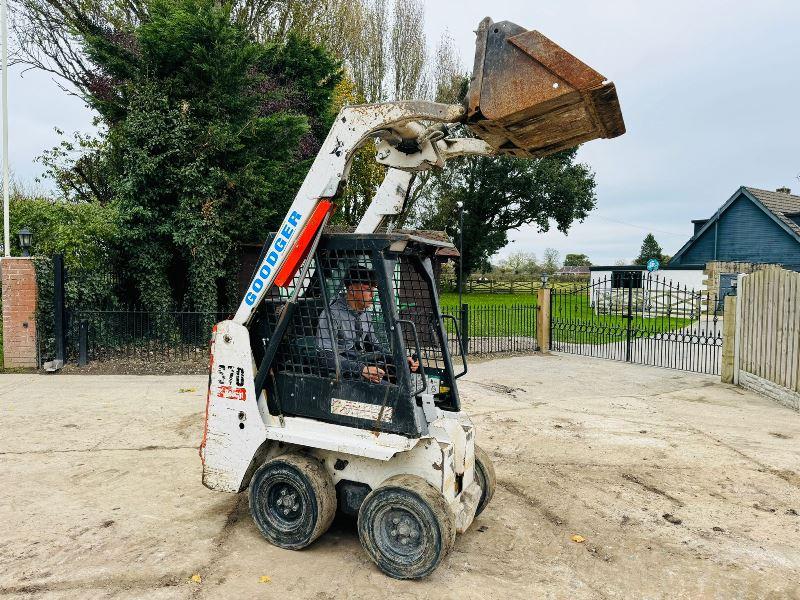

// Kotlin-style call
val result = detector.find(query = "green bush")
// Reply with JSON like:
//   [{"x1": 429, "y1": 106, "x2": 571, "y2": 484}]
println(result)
[
  {"x1": 9, "y1": 195, "x2": 119, "y2": 268},
  {"x1": 8, "y1": 196, "x2": 121, "y2": 364}
]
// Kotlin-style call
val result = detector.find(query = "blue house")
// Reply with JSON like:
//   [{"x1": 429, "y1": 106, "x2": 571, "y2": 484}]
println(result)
[{"x1": 670, "y1": 186, "x2": 800, "y2": 270}]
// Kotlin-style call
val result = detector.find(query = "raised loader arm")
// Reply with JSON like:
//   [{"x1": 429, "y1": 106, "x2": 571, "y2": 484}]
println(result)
[
  {"x1": 203, "y1": 14, "x2": 625, "y2": 498},
  {"x1": 233, "y1": 101, "x2": 466, "y2": 326}
]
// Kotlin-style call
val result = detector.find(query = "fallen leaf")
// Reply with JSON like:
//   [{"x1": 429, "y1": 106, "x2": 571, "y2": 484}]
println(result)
[
  {"x1": 571, "y1": 534, "x2": 585, "y2": 543},
  {"x1": 259, "y1": 576, "x2": 272, "y2": 584},
  {"x1": 190, "y1": 574, "x2": 202, "y2": 584},
  {"x1": 179, "y1": 388, "x2": 197, "y2": 393}
]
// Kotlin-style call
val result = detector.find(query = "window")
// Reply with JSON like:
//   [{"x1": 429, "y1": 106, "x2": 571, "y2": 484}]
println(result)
[{"x1": 612, "y1": 270, "x2": 643, "y2": 289}]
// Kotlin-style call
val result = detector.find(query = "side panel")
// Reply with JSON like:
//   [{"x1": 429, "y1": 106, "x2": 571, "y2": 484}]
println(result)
[
  {"x1": 201, "y1": 321, "x2": 269, "y2": 492},
  {"x1": 274, "y1": 373, "x2": 420, "y2": 436}
]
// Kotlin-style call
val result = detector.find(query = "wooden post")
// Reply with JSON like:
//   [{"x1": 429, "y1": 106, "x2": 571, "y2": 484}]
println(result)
[
  {"x1": 733, "y1": 274, "x2": 744, "y2": 384},
  {"x1": 537, "y1": 286, "x2": 551, "y2": 353},
  {"x1": 721, "y1": 294, "x2": 737, "y2": 383}
]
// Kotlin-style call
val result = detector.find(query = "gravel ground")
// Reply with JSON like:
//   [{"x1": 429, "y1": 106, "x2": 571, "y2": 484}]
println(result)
[{"x1": 1, "y1": 354, "x2": 799, "y2": 599}]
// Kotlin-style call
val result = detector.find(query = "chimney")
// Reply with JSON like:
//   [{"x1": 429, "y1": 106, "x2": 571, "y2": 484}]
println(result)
[{"x1": 777, "y1": 186, "x2": 791, "y2": 194}]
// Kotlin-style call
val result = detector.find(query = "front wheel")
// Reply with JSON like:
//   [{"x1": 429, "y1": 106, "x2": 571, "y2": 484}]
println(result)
[
  {"x1": 474, "y1": 444, "x2": 496, "y2": 516},
  {"x1": 358, "y1": 475, "x2": 455, "y2": 579},
  {"x1": 249, "y1": 453, "x2": 336, "y2": 550}
]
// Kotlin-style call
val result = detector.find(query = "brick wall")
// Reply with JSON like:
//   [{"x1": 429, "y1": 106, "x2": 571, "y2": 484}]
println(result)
[
  {"x1": 702, "y1": 261, "x2": 772, "y2": 296},
  {"x1": 1, "y1": 257, "x2": 38, "y2": 368}
]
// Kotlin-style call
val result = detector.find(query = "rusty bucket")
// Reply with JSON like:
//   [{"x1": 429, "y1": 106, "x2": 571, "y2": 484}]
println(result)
[{"x1": 465, "y1": 17, "x2": 625, "y2": 158}]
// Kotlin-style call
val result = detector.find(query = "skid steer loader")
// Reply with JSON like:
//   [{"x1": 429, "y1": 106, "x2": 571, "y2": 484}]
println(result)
[{"x1": 200, "y1": 17, "x2": 624, "y2": 579}]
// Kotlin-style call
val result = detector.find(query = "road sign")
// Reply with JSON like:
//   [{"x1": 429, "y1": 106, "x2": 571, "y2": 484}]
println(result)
[{"x1": 646, "y1": 258, "x2": 660, "y2": 272}]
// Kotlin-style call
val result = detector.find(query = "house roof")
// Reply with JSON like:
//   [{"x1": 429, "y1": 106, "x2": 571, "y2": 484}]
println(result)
[
  {"x1": 671, "y1": 186, "x2": 800, "y2": 264},
  {"x1": 556, "y1": 265, "x2": 590, "y2": 274},
  {"x1": 745, "y1": 187, "x2": 800, "y2": 237}
]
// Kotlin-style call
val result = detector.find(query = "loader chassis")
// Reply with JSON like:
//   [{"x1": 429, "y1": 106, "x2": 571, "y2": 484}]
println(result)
[{"x1": 200, "y1": 15, "x2": 624, "y2": 579}]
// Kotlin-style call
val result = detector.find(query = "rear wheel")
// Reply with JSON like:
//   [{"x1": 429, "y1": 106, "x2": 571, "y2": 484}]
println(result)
[
  {"x1": 474, "y1": 444, "x2": 496, "y2": 516},
  {"x1": 357, "y1": 474, "x2": 455, "y2": 580},
  {"x1": 249, "y1": 453, "x2": 336, "y2": 550}
]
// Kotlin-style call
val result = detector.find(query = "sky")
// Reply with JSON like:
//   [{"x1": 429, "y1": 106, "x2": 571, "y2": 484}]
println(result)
[{"x1": 3, "y1": 0, "x2": 800, "y2": 266}]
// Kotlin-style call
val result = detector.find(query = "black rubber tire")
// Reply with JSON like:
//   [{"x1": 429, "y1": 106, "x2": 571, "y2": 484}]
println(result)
[
  {"x1": 357, "y1": 474, "x2": 455, "y2": 580},
  {"x1": 474, "y1": 444, "x2": 496, "y2": 516},
  {"x1": 249, "y1": 453, "x2": 336, "y2": 550}
]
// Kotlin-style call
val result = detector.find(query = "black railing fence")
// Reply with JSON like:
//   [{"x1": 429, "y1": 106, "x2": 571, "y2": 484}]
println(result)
[
  {"x1": 442, "y1": 304, "x2": 538, "y2": 355},
  {"x1": 550, "y1": 273, "x2": 724, "y2": 375},
  {"x1": 68, "y1": 309, "x2": 230, "y2": 365},
  {"x1": 64, "y1": 304, "x2": 538, "y2": 367}
]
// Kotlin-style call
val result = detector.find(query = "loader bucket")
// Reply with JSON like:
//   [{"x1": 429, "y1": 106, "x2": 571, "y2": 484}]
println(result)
[{"x1": 465, "y1": 17, "x2": 625, "y2": 158}]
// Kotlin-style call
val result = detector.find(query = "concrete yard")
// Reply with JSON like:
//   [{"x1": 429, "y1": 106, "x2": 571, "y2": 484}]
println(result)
[{"x1": 1, "y1": 354, "x2": 799, "y2": 599}]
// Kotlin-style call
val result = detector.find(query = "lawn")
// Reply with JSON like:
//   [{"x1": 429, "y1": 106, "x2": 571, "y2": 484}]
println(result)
[
  {"x1": 550, "y1": 292, "x2": 694, "y2": 345},
  {"x1": 439, "y1": 291, "x2": 537, "y2": 308},
  {"x1": 438, "y1": 289, "x2": 695, "y2": 345}
]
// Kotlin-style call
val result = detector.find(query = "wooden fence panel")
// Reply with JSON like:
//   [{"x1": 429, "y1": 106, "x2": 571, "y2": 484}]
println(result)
[{"x1": 738, "y1": 266, "x2": 800, "y2": 393}]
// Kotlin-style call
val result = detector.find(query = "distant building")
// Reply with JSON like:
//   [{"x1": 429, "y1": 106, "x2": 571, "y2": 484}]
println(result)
[
  {"x1": 670, "y1": 186, "x2": 800, "y2": 270},
  {"x1": 555, "y1": 265, "x2": 590, "y2": 276},
  {"x1": 591, "y1": 186, "x2": 800, "y2": 300}
]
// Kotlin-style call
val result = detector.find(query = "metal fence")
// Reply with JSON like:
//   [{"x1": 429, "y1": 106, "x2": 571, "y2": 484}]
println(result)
[
  {"x1": 550, "y1": 273, "x2": 723, "y2": 374},
  {"x1": 442, "y1": 304, "x2": 538, "y2": 355},
  {"x1": 59, "y1": 303, "x2": 538, "y2": 370},
  {"x1": 67, "y1": 308, "x2": 229, "y2": 365}
]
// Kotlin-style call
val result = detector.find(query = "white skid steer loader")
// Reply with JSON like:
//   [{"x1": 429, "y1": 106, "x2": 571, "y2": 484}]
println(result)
[{"x1": 200, "y1": 17, "x2": 625, "y2": 579}]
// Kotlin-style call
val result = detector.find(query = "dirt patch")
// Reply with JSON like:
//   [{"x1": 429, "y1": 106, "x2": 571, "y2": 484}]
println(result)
[
  {"x1": 622, "y1": 473, "x2": 685, "y2": 507},
  {"x1": 768, "y1": 468, "x2": 800, "y2": 489},
  {"x1": 58, "y1": 356, "x2": 210, "y2": 375},
  {"x1": 3, "y1": 355, "x2": 800, "y2": 598}
]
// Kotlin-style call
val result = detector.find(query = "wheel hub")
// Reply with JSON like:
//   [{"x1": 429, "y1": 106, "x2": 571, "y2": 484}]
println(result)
[
  {"x1": 385, "y1": 511, "x2": 422, "y2": 550},
  {"x1": 269, "y1": 484, "x2": 302, "y2": 521}
]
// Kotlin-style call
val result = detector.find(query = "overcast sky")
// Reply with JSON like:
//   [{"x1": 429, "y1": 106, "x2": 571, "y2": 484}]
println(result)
[{"x1": 4, "y1": 0, "x2": 800, "y2": 265}]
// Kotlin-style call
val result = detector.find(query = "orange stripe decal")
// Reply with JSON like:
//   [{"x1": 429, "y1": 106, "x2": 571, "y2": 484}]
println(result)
[{"x1": 275, "y1": 199, "x2": 333, "y2": 288}]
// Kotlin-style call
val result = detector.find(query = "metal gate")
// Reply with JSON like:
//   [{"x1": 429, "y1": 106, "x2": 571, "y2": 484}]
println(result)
[{"x1": 550, "y1": 273, "x2": 723, "y2": 374}]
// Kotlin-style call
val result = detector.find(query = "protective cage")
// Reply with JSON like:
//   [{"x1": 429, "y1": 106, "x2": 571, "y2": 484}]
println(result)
[{"x1": 250, "y1": 233, "x2": 464, "y2": 438}]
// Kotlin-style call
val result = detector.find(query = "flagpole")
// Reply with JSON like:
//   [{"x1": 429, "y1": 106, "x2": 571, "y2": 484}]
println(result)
[{"x1": 1, "y1": 0, "x2": 9, "y2": 257}]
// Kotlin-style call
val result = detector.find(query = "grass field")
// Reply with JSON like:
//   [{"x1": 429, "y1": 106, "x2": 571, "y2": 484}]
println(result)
[
  {"x1": 439, "y1": 292, "x2": 537, "y2": 308},
  {"x1": 439, "y1": 289, "x2": 694, "y2": 345},
  {"x1": 550, "y1": 292, "x2": 694, "y2": 345}
]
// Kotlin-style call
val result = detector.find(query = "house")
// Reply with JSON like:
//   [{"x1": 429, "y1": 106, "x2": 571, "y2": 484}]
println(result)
[
  {"x1": 590, "y1": 186, "x2": 800, "y2": 303},
  {"x1": 669, "y1": 186, "x2": 800, "y2": 296},
  {"x1": 670, "y1": 186, "x2": 800, "y2": 268}
]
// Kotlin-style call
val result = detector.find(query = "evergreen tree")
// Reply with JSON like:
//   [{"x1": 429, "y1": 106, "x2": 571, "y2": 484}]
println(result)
[
  {"x1": 634, "y1": 233, "x2": 665, "y2": 266},
  {"x1": 37, "y1": 0, "x2": 341, "y2": 313}
]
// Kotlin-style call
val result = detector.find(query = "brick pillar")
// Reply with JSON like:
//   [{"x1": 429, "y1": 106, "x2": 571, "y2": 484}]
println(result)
[{"x1": 1, "y1": 257, "x2": 38, "y2": 368}]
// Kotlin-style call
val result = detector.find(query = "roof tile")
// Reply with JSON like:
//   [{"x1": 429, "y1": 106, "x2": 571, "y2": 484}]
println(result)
[{"x1": 745, "y1": 187, "x2": 800, "y2": 237}]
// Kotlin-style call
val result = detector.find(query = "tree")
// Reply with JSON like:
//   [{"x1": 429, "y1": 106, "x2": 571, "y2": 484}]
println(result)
[
  {"x1": 500, "y1": 251, "x2": 538, "y2": 275},
  {"x1": 409, "y1": 148, "x2": 596, "y2": 281},
  {"x1": 563, "y1": 253, "x2": 591, "y2": 267},
  {"x1": 14, "y1": 0, "x2": 458, "y2": 233},
  {"x1": 542, "y1": 248, "x2": 561, "y2": 273},
  {"x1": 23, "y1": 0, "x2": 340, "y2": 315},
  {"x1": 634, "y1": 233, "x2": 666, "y2": 266}
]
